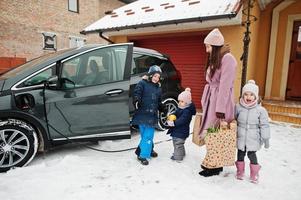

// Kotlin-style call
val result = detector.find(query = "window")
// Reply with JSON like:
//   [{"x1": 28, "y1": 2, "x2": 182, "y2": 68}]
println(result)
[
  {"x1": 22, "y1": 67, "x2": 55, "y2": 87},
  {"x1": 68, "y1": 0, "x2": 79, "y2": 13},
  {"x1": 61, "y1": 45, "x2": 128, "y2": 88},
  {"x1": 131, "y1": 54, "x2": 163, "y2": 75},
  {"x1": 69, "y1": 36, "x2": 85, "y2": 48},
  {"x1": 42, "y1": 32, "x2": 57, "y2": 51}
]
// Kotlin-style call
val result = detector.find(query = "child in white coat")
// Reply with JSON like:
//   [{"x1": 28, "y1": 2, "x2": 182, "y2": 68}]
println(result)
[{"x1": 235, "y1": 80, "x2": 270, "y2": 183}]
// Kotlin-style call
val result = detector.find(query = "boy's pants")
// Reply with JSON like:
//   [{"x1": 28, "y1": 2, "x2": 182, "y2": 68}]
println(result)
[
  {"x1": 138, "y1": 125, "x2": 155, "y2": 159},
  {"x1": 172, "y1": 137, "x2": 186, "y2": 160}
]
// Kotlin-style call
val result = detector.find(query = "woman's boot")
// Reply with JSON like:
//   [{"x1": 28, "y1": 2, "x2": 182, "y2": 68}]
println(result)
[{"x1": 199, "y1": 166, "x2": 223, "y2": 177}]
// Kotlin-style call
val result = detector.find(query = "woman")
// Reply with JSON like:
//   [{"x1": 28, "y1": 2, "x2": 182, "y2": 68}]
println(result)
[{"x1": 199, "y1": 28, "x2": 237, "y2": 177}]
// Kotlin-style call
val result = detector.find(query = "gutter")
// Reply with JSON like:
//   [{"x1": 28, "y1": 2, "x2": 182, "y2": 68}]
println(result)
[
  {"x1": 80, "y1": 30, "x2": 114, "y2": 44},
  {"x1": 98, "y1": 32, "x2": 114, "y2": 44},
  {"x1": 81, "y1": 12, "x2": 239, "y2": 35}
]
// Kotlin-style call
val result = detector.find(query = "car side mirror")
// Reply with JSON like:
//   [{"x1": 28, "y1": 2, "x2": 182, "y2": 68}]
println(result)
[
  {"x1": 60, "y1": 77, "x2": 76, "y2": 89},
  {"x1": 45, "y1": 75, "x2": 58, "y2": 89}
]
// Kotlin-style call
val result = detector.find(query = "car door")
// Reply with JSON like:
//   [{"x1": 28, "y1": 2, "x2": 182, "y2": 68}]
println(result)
[{"x1": 45, "y1": 44, "x2": 133, "y2": 141}]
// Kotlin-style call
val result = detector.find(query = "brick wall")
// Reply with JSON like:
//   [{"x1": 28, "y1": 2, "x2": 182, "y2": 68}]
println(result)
[{"x1": 0, "y1": 0, "x2": 124, "y2": 61}]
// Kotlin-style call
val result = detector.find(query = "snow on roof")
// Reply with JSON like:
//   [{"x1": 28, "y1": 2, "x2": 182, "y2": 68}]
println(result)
[{"x1": 82, "y1": 0, "x2": 241, "y2": 34}]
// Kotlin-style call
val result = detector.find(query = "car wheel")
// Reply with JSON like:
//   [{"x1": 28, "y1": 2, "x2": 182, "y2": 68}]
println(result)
[
  {"x1": 0, "y1": 121, "x2": 38, "y2": 173},
  {"x1": 157, "y1": 98, "x2": 178, "y2": 131}
]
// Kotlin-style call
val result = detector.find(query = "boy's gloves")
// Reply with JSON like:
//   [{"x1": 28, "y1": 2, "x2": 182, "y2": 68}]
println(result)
[
  {"x1": 133, "y1": 98, "x2": 141, "y2": 110},
  {"x1": 263, "y1": 139, "x2": 270, "y2": 149},
  {"x1": 167, "y1": 120, "x2": 175, "y2": 127},
  {"x1": 141, "y1": 75, "x2": 148, "y2": 80},
  {"x1": 216, "y1": 112, "x2": 225, "y2": 119}
]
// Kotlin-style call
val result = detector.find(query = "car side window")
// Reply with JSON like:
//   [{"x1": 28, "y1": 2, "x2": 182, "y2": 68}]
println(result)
[
  {"x1": 131, "y1": 53, "x2": 163, "y2": 75},
  {"x1": 61, "y1": 45, "x2": 128, "y2": 88},
  {"x1": 22, "y1": 66, "x2": 55, "y2": 87}
]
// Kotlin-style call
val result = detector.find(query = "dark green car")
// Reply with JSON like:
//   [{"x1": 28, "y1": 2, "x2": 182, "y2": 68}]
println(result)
[{"x1": 0, "y1": 43, "x2": 182, "y2": 172}]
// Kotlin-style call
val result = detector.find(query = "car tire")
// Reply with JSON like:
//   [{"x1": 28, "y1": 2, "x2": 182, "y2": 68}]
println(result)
[
  {"x1": 0, "y1": 122, "x2": 38, "y2": 173},
  {"x1": 157, "y1": 98, "x2": 178, "y2": 131}
]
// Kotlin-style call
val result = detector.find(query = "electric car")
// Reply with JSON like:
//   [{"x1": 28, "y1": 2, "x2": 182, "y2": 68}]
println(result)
[{"x1": 0, "y1": 43, "x2": 182, "y2": 172}]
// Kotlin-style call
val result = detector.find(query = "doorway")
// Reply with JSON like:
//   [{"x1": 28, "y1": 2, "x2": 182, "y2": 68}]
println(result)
[{"x1": 286, "y1": 21, "x2": 301, "y2": 100}]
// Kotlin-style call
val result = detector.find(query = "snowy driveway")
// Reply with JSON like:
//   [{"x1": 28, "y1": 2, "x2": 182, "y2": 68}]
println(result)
[{"x1": 1, "y1": 120, "x2": 301, "y2": 200}]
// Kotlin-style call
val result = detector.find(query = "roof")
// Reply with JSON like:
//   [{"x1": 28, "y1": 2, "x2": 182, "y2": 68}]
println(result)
[
  {"x1": 258, "y1": 0, "x2": 273, "y2": 10},
  {"x1": 82, "y1": 0, "x2": 242, "y2": 35}
]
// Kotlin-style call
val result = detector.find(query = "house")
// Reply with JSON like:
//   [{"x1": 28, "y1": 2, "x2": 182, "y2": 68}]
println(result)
[
  {"x1": 0, "y1": 0, "x2": 127, "y2": 73},
  {"x1": 82, "y1": 0, "x2": 301, "y2": 124}
]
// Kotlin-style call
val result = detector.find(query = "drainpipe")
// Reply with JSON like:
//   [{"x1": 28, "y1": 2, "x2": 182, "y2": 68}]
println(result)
[{"x1": 99, "y1": 32, "x2": 114, "y2": 44}]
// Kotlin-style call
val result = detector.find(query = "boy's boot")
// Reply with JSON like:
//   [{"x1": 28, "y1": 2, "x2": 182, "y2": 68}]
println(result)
[
  {"x1": 134, "y1": 146, "x2": 140, "y2": 157},
  {"x1": 235, "y1": 161, "x2": 245, "y2": 180},
  {"x1": 151, "y1": 150, "x2": 158, "y2": 158},
  {"x1": 137, "y1": 145, "x2": 158, "y2": 158},
  {"x1": 250, "y1": 164, "x2": 261, "y2": 183},
  {"x1": 150, "y1": 143, "x2": 158, "y2": 157},
  {"x1": 137, "y1": 157, "x2": 149, "y2": 165}
]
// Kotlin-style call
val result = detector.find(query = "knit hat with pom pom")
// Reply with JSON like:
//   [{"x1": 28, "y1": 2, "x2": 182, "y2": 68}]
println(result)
[
  {"x1": 204, "y1": 28, "x2": 224, "y2": 46},
  {"x1": 242, "y1": 80, "x2": 259, "y2": 100},
  {"x1": 178, "y1": 88, "x2": 192, "y2": 104}
]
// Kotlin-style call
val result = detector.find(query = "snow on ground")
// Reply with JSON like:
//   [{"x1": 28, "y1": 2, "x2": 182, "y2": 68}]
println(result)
[{"x1": 1, "y1": 119, "x2": 301, "y2": 200}]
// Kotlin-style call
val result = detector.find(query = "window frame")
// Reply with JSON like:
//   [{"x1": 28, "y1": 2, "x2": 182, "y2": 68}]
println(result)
[
  {"x1": 68, "y1": 0, "x2": 79, "y2": 13},
  {"x1": 42, "y1": 32, "x2": 57, "y2": 51}
]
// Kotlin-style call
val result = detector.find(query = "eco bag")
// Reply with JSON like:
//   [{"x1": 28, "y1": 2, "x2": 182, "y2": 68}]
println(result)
[
  {"x1": 201, "y1": 120, "x2": 237, "y2": 169},
  {"x1": 192, "y1": 113, "x2": 205, "y2": 146}
]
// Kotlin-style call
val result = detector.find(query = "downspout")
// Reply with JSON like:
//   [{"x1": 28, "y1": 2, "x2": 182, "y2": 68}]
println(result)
[
  {"x1": 99, "y1": 32, "x2": 114, "y2": 44},
  {"x1": 240, "y1": 0, "x2": 257, "y2": 95}
]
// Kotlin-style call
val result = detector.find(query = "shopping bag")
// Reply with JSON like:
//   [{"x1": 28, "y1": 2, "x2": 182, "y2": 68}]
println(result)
[
  {"x1": 192, "y1": 113, "x2": 205, "y2": 146},
  {"x1": 201, "y1": 120, "x2": 237, "y2": 168}
]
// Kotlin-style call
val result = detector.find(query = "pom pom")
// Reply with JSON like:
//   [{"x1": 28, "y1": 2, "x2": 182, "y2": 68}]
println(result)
[
  {"x1": 185, "y1": 88, "x2": 191, "y2": 92},
  {"x1": 248, "y1": 80, "x2": 256, "y2": 84}
]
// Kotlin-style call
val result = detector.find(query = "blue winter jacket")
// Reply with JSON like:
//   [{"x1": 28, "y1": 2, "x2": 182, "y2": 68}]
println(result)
[
  {"x1": 167, "y1": 103, "x2": 196, "y2": 139},
  {"x1": 131, "y1": 79, "x2": 162, "y2": 127}
]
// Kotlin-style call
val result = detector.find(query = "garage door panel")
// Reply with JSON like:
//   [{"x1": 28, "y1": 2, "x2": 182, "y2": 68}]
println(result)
[{"x1": 132, "y1": 35, "x2": 207, "y2": 109}]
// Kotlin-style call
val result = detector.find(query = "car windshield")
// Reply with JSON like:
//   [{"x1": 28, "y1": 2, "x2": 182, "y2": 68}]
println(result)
[{"x1": 0, "y1": 49, "x2": 73, "y2": 79}]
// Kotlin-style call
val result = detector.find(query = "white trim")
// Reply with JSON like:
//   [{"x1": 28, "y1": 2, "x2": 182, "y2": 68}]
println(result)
[
  {"x1": 61, "y1": 43, "x2": 132, "y2": 63},
  {"x1": 104, "y1": 10, "x2": 242, "y2": 37},
  {"x1": 11, "y1": 63, "x2": 56, "y2": 91},
  {"x1": 52, "y1": 130, "x2": 131, "y2": 141},
  {"x1": 265, "y1": 0, "x2": 295, "y2": 99},
  {"x1": 280, "y1": 14, "x2": 301, "y2": 99}
]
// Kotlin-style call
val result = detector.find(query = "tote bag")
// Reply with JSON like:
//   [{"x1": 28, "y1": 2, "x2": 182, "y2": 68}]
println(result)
[
  {"x1": 192, "y1": 113, "x2": 205, "y2": 146},
  {"x1": 201, "y1": 120, "x2": 237, "y2": 168}
]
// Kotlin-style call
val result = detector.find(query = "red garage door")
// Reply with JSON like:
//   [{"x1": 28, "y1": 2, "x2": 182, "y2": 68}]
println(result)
[{"x1": 132, "y1": 34, "x2": 207, "y2": 109}]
